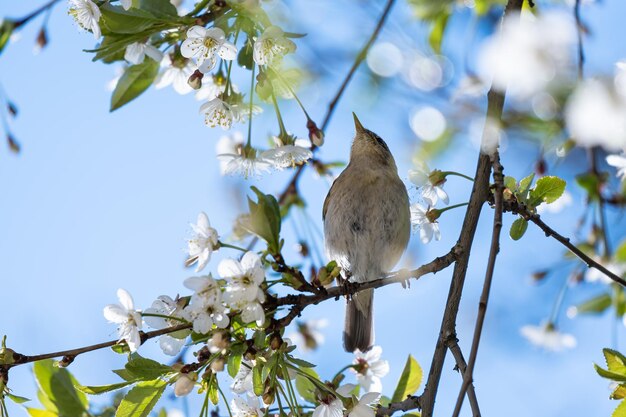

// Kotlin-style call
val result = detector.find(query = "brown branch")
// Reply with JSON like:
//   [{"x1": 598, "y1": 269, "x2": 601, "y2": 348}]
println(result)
[
  {"x1": 418, "y1": 1, "x2": 524, "y2": 416},
  {"x1": 452, "y1": 153, "x2": 505, "y2": 417},
  {"x1": 14, "y1": 0, "x2": 61, "y2": 28},
  {"x1": 447, "y1": 338, "x2": 480, "y2": 416},
  {"x1": 4, "y1": 323, "x2": 191, "y2": 370}
]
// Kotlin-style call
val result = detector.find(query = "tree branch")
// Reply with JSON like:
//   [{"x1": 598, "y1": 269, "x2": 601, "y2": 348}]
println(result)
[
  {"x1": 418, "y1": 1, "x2": 524, "y2": 416},
  {"x1": 447, "y1": 338, "x2": 480, "y2": 417}
]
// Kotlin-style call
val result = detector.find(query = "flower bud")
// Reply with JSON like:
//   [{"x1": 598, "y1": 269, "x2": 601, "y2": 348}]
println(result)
[
  {"x1": 174, "y1": 372, "x2": 197, "y2": 397},
  {"x1": 211, "y1": 357, "x2": 225, "y2": 372},
  {"x1": 270, "y1": 333, "x2": 283, "y2": 350},
  {"x1": 7, "y1": 134, "x2": 20, "y2": 154},
  {"x1": 307, "y1": 119, "x2": 324, "y2": 147},
  {"x1": 35, "y1": 27, "x2": 48, "y2": 52},
  {"x1": 208, "y1": 331, "x2": 230, "y2": 354},
  {"x1": 262, "y1": 385, "x2": 275, "y2": 406},
  {"x1": 188, "y1": 69, "x2": 204, "y2": 90}
]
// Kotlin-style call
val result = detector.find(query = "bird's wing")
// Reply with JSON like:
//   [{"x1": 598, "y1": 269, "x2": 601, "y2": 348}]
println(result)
[{"x1": 322, "y1": 177, "x2": 339, "y2": 222}]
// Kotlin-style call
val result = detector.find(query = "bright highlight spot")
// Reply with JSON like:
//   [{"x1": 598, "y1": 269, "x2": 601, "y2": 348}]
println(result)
[
  {"x1": 410, "y1": 107, "x2": 446, "y2": 141},
  {"x1": 367, "y1": 42, "x2": 403, "y2": 77}
]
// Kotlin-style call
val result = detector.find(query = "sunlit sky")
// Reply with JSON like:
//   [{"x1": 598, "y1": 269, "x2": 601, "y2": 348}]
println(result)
[{"x1": 2, "y1": 0, "x2": 626, "y2": 416}]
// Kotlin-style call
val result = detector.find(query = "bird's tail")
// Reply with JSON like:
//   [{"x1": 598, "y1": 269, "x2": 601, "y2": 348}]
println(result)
[{"x1": 344, "y1": 289, "x2": 374, "y2": 352}]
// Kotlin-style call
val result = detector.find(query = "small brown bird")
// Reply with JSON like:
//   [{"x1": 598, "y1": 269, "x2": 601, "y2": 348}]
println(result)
[{"x1": 323, "y1": 114, "x2": 411, "y2": 352}]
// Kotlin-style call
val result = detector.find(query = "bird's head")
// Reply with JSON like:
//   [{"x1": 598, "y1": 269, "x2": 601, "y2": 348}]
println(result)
[{"x1": 350, "y1": 113, "x2": 396, "y2": 167}]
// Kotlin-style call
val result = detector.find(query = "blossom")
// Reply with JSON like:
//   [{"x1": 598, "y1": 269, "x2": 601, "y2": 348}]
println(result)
[
  {"x1": 408, "y1": 164, "x2": 448, "y2": 206},
  {"x1": 231, "y1": 360, "x2": 255, "y2": 395},
  {"x1": 263, "y1": 143, "x2": 312, "y2": 169},
  {"x1": 68, "y1": 0, "x2": 102, "y2": 39},
  {"x1": 154, "y1": 55, "x2": 195, "y2": 95},
  {"x1": 337, "y1": 385, "x2": 380, "y2": 417},
  {"x1": 218, "y1": 145, "x2": 272, "y2": 178},
  {"x1": 520, "y1": 322, "x2": 576, "y2": 352},
  {"x1": 186, "y1": 212, "x2": 219, "y2": 272},
  {"x1": 174, "y1": 372, "x2": 197, "y2": 397},
  {"x1": 231, "y1": 396, "x2": 264, "y2": 417},
  {"x1": 103, "y1": 289, "x2": 142, "y2": 352},
  {"x1": 195, "y1": 75, "x2": 229, "y2": 101},
  {"x1": 216, "y1": 132, "x2": 245, "y2": 175},
  {"x1": 219, "y1": 252, "x2": 265, "y2": 303},
  {"x1": 565, "y1": 79, "x2": 626, "y2": 151},
  {"x1": 183, "y1": 275, "x2": 229, "y2": 334},
  {"x1": 143, "y1": 296, "x2": 189, "y2": 356},
  {"x1": 181, "y1": 26, "x2": 237, "y2": 73},
  {"x1": 200, "y1": 97, "x2": 237, "y2": 129},
  {"x1": 288, "y1": 319, "x2": 327, "y2": 351},
  {"x1": 124, "y1": 41, "x2": 163, "y2": 65},
  {"x1": 207, "y1": 330, "x2": 230, "y2": 354},
  {"x1": 253, "y1": 26, "x2": 296, "y2": 66},
  {"x1": 477, "y1": 12, "x2": 575, "y2": 99},
  {"x1": 312, "y1": 398, "x2": 344, "y2": 417},
  {"x1": 352, "y1": 346, "x2": 389, "y2": 393},
  {"x1": 410, "y1": 203, "x2": 441, "y2": 244},
  {"x1": 607, "y1": 153, "x2": 626, "y2": 181}
]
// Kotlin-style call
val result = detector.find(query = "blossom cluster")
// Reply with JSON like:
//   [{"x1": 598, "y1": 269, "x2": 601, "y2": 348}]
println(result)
[{"x1": 407, "y1": 163, "x2": 448, "y2": 244}]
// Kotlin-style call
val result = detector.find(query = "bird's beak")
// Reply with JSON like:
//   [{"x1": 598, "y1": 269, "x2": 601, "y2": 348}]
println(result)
[{"x1": 352, "y1": 112, "x2": 365, "y2": 134}]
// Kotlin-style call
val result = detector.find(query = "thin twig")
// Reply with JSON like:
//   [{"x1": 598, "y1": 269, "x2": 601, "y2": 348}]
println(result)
[
  {"x1": 447, "y1": 338, "x2": 480, "y2": 416},
  {"x1": 573, "y1": 0, "x2": 585, "y2": 80},
  {"x1": 14, "y1": 0, "x2": 61, "y2": 28},
  {"x1": 418, "y1": 1, "x2": 524, "y2": 416}
]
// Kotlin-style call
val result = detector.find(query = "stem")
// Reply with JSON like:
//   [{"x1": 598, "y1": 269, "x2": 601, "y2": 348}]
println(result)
[
  {"x1": 246, "y1": 62, "x2": 256, "y2": 148},
  {"x1": 271, "y1": 93, "x2": 288, "y2": 138},
  {"x1": 271, "y1": 69, "x2": 312, "y2": 120},
  {"x1": 548, "y1": 274, "x2": 570, "y2": 324},
  {"x1": 435, "y1": 202, "x2": 469, "y2": 214},
  {"x1": 331, "y1": 364, "x2": 356, "y2": 383},
  {"x1": 441, "y1": 171, "x2": 475, "y2": 182},
  {"x1": 140, "y1": 313, "x2": 188, "y2": 323},
  {"x1": 14, "y1": 0, "x2": 61, "y2": 28},
  {"x1": 224, "y1": 29, "x2": 241, "y2": 97},
  {"x1": 187, "y1": 0, "x2": 211, "y2": 17},
  {"x1": 217, "y1": 382, "x2": 234, "y2": 417},
  {"x1": 219, "y1": 241, "x2": 248, "y2": 252}
]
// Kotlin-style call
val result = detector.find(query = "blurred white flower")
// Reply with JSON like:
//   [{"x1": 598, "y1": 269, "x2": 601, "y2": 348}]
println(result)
[
  {"x1": 124, "y1": 42, "x2": 163, "y2": 65},
  {"x1": 216, "y1": 132, "x2": 245, "y2": 175},
  {"x1": 231, "y1": 396, "x2": 264, "y2": 417},
  {"x1": 231, "y1": 360, "x2": 255, "y2": 395},
  {"x1": 183, "y1": 275, "x2": 229, "y2": 334},
  {"x1": 312, "y1": 398, "x2": 344, "y2": 417},
  {"x1": 200, "y1": 97, "x2": 237, "y2": 129},
  {"x1": 408, "y1": 164, "x2": 448, "y2": 206},
  {"x1": 477, "y1": 12, "x2": 575, "y2": 99},
  {"x1": 585, "y1": 260, "x2": 625, "y2": 285},
  {"x1": 68, "y1": 0, "x2": 102, "y2": 39},
  {"x1": 615, "y1": 60, "x2": 626, "y2": 97},
  {"x1": 218, "y1": 146, "x2": 272, "y2": 178},
  {"x1": 566, "y1": 79, "x2": 626, "y2": 151},
  {"x1": 195, "y1": 76, "x2": 229, "y2": 101},
  {"x1": 352, "y1": 346, "x2": 389, "y2": 393},
  {"x1": 143, "y1": 295, "x2": 188, "y2": 356},
  {"x1": 155, "y1": 55, "x2": 195, "y2": 95},
  {"x1": 181, "y1": 26, "x2": 237, "y2": 73},
  {"x1": 410, "y1": 203, "x2": 441, "y2": 244},
  {"x1": 520, "y1": 322, "x2": 576, "y2": 352},
  {"x1": 174, "y1": 372, "x2": 197, "y2": 397},
  {"x1": 409, "y1": 107, "x2": 446, "y2": 142},
  {"x1": 263, "y1": 144, "x2": 312, "y2": 169},
  {"x1": 336, "y1": 385, "x2": 380, "y2": 417},
  {"x1": 186, "y1": 212, "x2": 219, "y2": 272},
  {"x1": 103, "y1": 288, "x2": 142, "y2": 352},
  {"x1": 537, "y1": 190, "x2": 573, "y2": 214},
  {"x1": 253, "y1": 26, "x2": 296, "y2": 66},
  {"x1": 607, "y1": 153, "x2": 626, "y2": 181},
  {"x1": 288, "y1": 319, "x2": 328, "y2": 351}
]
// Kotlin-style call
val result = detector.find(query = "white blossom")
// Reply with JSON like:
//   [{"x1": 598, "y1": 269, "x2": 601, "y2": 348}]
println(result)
[
  {"x1": 477, "y1": 12, "x2": 575, "y2": 99},
  {"x1": 200, "y1": 97, "x2": 236, "y2": 129},
  {"x1": 181, "y1": 26, "x2": 237, "y2": 73},
  {"x1": 143, "y1": 296, "x2": 188, "y2": 356},
  {"x1": 337, "y1": 386, "x2": 380, "y2": 417},
  {"x1": 187, "y1": 212, "x2": 219, "y2": 272},
  {"x1": 263, "y1": 145, "x2": 312, "y2": 169},
  {"x1": 231, "y1": 360, "x2": 255, "y2": 395},
  {"x1": 174, "y1": 372, "x2": 197, "y2": 397},
  {"x1": 607, "y1": 153, "x2": 626, "y2": 181},
  {"x1": 352, "y1": 346, "x2": 389, "y2": 393},
  {"x1": 312, "y1": 398, "x2": 344, "y2": 417},
  {"x1": 408, "y1": 164, "x2": 449, "y2": 206},
  {"x1": 410, "y1": 203, "x2": 441, "y2": 244},
  {"x1": 68, "y1": 0, "x2": 102, "y2": 39},
  {"x1": 219, "y1": 252, "x2": 265, "y2": 303},
  {"x1": 124, "y1": 41, "x2": 163, "y2": 65},
  {"x1": 565, "y1": 78, "x2": 626, "y2": 151},
  {"x1": 183, "y1": 275, "x2": 229, "y2": 334},
  {"x1": 195, "y1": 76, "x2": 229, "y2": 101},
  {"x1": 520, "y1": 323, "x2": 576, "y2": 352},
  {"x1": 218, "y1": 146, "x2": 272, "y2": 178},
  {"x1": 253, "y1": 26, "x2": 296, "y2": 66},
  {"x1": 103, "y1": 288, "x2": 142, "y2": 352},
  {"x1": 155, "y1": 55, "x2": 196, "y2": 95},
  {"x1": 231, "y1": 396, "x2": 264, "y2": 417},
  {"x1": 216, "y1": 132, "x2": 245, "y2": 175}
]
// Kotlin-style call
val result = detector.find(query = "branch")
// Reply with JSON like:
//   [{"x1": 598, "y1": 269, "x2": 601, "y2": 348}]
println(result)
[
  {"x1": 14, "y1": 0, "x2": 61, "y2": 28},
  {"x1": 418, "y1": 1, "x2": 524, "y2": 416},
  {"x1": 452, "y1": 153, "x2": 505, "y2": 417},
  {"x1": 447, "y1": 338, "x2": 480, "y2": 417}
]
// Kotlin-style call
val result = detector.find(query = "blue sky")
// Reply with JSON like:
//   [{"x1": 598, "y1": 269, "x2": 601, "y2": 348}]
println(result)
[{"x1": 1, "y1": 0, "x2": 626, "y2": 416}]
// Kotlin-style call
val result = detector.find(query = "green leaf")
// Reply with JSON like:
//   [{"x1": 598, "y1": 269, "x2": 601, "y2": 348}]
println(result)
[
  {"x1": 253, "y1": 364, "x2": 264, "y2": 396},
  {"x1": 509, "y1": 217, "x2": 528, "y2": 241},
  {"x1": 594, "y1": 363, "x2": 626, "y2": 382},
  {"x1": 605, "y1": 349, "x2": 626, "y2": 374},
  {"x1": 124, "y1": 354, "x2": 172, "y2": 380},
  {"x1": 26, "y1": 409, "x2": 57, "y2": 417},
  {"x1": 113, "y1": 369, "x2": 138, "y2": 381},
  {"x1": 115, "y1": 379, "x2": 166, "y2": 417},
  {"x1": 518, "y1": 173, "x2": 535, "y2": 197},
  {"x1": 504, "y1": 176, "x2": 517, "y2": 191},
  {"x1": 208, "y1": 379, "x2": 219, "y2": 405},
  {"x1": 391, "y1": 355, "x2": 422, "y2": 403},
  {"x1": 379, "y1": 395, "x2": 392, "y2": 407},
  {"x1": 136, "y1": 0, "x2": 179, "y2": 18},
  {"x1": 99, "y1": 4, "x2": 160, "y2": 35},
  {"x1": 575, "y1": 172, "x2": 601, "y2": 201},
  {"x1": 33, "y1": 359, "x2": 88, "y2": 416},
  {"x1": 286, "y1": 355, "x2": 316, "y2": 368},
  {"x1": 294, "y1": 367, "x2": 320, "y2": 403},
  {"x1": 612, "y1": 384, "x2": 626, "y2": 400},
  {"x1": 227, "y1": 352, "x2": 242, "y2": 378},
  {"x1": 244, "y1": 187, "x2": 282, "y2": 253},
  {"x1": 572, "y1": 293, "x2": 612, "y2": 315},
  {"x1": 407, "y1": 0, "x2": 453, "y2": 20},
  {"x1": 428, "y1": 11, "x2": 449, "y2": 54},
  {"x1": 0, "y1": 19, "x2": 15, "y2": 56},
  {"x1": 75, "y1": 381, "x2": 135, "y2": 395},
  {"x1": 613, "y1": 400, "x2": 626, "y2": 417},
  {"x1": 530, "y1": 176, "x2": 566, "y2": 205},
  {"x1": 237, "y1": 38, "x2": 254, "y2": 70},
  {"x1": 615, "y1": 240, "x2": 626, "y2": 263},
  {"x1": 401, "y1": 414, "x2": 421, "y2": 417},
  {"x1": 110, "y1": 60, "x2": 159, "y2": 111},
  {"x1": 6, "y1": 393, "x2": 30, "y2": 404}
]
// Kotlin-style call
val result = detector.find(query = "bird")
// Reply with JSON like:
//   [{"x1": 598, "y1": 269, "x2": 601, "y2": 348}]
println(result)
[{"x1": 323, "y1": 113, "x2": 411, "y2": 352}]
